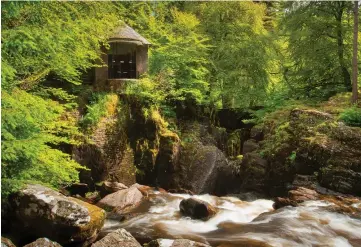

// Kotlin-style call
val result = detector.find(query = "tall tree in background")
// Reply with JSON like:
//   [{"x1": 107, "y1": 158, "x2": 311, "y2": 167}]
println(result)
[
  {"x1": 281, "y1": 1, "x2": 354, "y2": 98},
  {"x1": 352, "y1": 1, "x2": 359, "y2": 103},
  {"x1": 192, "y1": 2, "x2": 275, "y2": 108}
]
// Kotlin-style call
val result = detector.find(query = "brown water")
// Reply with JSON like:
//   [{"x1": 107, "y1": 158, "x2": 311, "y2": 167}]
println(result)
[{"x1": 102, "y1": 191, "x2": 361, "y2": 247}]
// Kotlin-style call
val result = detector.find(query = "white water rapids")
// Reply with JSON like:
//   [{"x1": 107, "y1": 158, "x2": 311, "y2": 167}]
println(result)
[{"x1": 102, "y1": 191, "x2": 361, "y2": 247}]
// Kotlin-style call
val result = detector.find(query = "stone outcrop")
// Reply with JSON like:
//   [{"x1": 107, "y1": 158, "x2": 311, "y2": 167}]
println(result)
[
  {"x1": 148, "y1": 239, "x2": 211, "y2": 247},
  {"x1": 180, "y1": 198, "x2": 217, "y2": 220},
  {"x1": 73, "y1": 98, "x2": 137, "y2": 189},
  {"x1": 258, "y1": 108, "x2": 361, "y2": 196},
  {"x1": 1, "y1": 237, "x2": 16, "y2": 247},
  {"x1": 9, "y1": 184, "x2": 105, "y2": 246},
  {"x1": 273, "y1": 187, "x2": 320, "y2": 209},
  {"x1": 23, "y1": 238, "x2": 62, "y2": 247},
  {"x1": 97, "y1": 181, "x2": 128, "y2": 198},
  {"x1": 91, "y1": 229, "x2": 141, "y2": 247},
  {"x1": 96, "y1": 186, "x2": 143, "y2": 212}
]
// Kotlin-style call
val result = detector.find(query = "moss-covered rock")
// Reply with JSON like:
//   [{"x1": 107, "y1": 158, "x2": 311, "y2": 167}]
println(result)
[
  {"x1": 260, "y1": 107, "x2": 361, "y2": 196},
  {"x1": 9, "y1": 184, "x2": 105, "y2": 246}
]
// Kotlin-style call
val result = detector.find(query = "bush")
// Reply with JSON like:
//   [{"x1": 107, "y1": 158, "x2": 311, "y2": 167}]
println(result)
[
  {"x1": 81, "y1": 93, "x2": 118, "y2": 129},
  {"x1": 339, "y1": 107, "x2": 361, "y2": 127}
]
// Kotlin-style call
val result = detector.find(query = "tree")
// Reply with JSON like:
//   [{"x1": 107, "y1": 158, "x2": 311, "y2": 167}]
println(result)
[
  {"x1": 119, "y1": 2, "x2": 210, "y2": 105},
  {"x1": 192, "y1": 2, "x2": 277, "y2": 108},
  {"x1": 281, "y1": 1, "x2": 354, "y2": 98},
  {"x1": 352, "y1": 1, "x2": 359, "y2": 104},
  {"x1": 1, "y1": 2, "x2": 119, "y2": 195}
]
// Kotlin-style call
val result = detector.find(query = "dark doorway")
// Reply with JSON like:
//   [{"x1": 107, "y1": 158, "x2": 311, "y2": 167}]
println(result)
[{"x1": 108, "y1": 51, "x2": 136, "y2": 79}]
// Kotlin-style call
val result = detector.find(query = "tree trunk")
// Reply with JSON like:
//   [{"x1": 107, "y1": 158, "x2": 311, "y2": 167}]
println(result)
[
  {"x1": 351, "y1": 1, "x2": 359, "y2": 103},
  {"x1": 335, "y1": 6, "x2": 352, "y2": 92}
]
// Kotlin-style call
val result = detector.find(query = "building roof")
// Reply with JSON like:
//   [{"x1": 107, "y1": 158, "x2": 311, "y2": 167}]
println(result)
[{"x1": 109, "y1": 24, "x2": 151, "y2": 45}]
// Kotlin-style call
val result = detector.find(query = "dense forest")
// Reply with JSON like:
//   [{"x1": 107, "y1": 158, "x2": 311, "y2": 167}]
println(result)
[{"x1": 1, "y1": 1, "x2": 361, "y2": 247}]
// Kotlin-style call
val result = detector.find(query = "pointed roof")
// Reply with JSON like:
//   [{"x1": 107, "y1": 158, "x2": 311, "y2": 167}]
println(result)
[{"x1": 109, "y1": 24, "x2": 151, "y2": 45}]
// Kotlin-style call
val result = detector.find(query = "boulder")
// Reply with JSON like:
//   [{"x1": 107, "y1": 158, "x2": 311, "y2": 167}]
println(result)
[
  {"x1": 262, "y1": 107, "x2": 361, "y2": 196},
  {"x1": 148, "y1": 239, "x2": 211, "y2": 247},
  {"x1": 288, "y1": 187, "x2": 319, "y2": 202},
  {"x1": 238, "y1": 152, "x2": 267, "y2": 192},
  {"x1": 23, "y1": 238, "x2": 62, "y2": 247},
  {"x1": 1, "y1": 237, "x2": 15, "y2": 247},
  {"x1": 180, "y1": 198, "x2": 217, "y2": 220},
  {"x1": 91, "y1": 229, "x2": 141, "y2": 247},
  {"x1": 96, "y1": 186, "x2": 143, "y2": 212},
  {"x1": 273, "y1": 187, "x2": 319, "y2": 210},
  {"x1": 242, "y1": 139, "x2": 259, "y2": 154},
  {"x1": 9, "y1": 184, "x2": 105, "y2": 246},
  {"x1": 273, "y1": 197, "x2": 298, "y2": 209},
  {"x1": 98, "y1": 181, "x2": 128, "y2": 198},
  {"x1": 130, "y1": 183, "x2": 152, "y2": 196}
]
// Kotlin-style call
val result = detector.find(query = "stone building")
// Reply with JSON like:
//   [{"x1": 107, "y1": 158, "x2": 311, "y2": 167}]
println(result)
[{"x1": 94, "y1": 24, "x2": 151, "y2": 86}]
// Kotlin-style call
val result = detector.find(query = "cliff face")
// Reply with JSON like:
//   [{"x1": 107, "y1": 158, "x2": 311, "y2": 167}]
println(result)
[{"x1": 73, "y1": 92, "x2": 361, "y2": 197}]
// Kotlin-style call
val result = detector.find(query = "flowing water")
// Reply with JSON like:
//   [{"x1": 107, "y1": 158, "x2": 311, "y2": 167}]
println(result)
[{"x1": 102, "y1": 191, "x2": 361, "y2": 247}]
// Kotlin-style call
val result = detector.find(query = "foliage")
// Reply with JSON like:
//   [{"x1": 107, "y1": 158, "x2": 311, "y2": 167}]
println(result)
[
  {"x1": 1, "y1": 2, "x2": 119, "y2": 196},
  {"x1": 339, "y1": 106, "x2": 361, "y2": 127},
  {"x1": 81, "y1": 93, "x2": 119, "y2": 130},
  {"x1": 121, "y1": 2, "x2": 210, "y2": 105},
  {"x1": 2, "y1": 1, "x2": 119, "y2": 89},
  {"x1": 1, "y1": 89, "x2": 83, "y2": 196},
  {"x1": 194, "y1": 2, "x2": 280, "y2": 108},
  {"x1": 280, "y1": 1, "x2": 360, "y2": 98}
]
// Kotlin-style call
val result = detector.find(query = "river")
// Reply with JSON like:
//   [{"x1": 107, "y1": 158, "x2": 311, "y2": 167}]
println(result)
[{"x1": 101, "y1": 191, "x2": 361, "y2": 247}]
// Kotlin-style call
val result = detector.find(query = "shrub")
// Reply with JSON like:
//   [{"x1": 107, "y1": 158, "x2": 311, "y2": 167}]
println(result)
[
  {"x1": 339, "y1": 107, "x2": 361, "y2": 127},
  {"x1": 81, "y1": 93, "x2": 118, "y2": 130}
]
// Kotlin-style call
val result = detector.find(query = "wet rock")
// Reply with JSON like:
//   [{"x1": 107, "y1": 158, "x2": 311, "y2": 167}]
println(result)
[
  {"x1": 321, "y1": 195, "x2": 361, "y2": 218},
  {"x1": 180, "y1": 198, "x2": 217, "y2": 220},
  {"x1": 242, "y1": 139, "x2": 259, "y2": 154},
  {"x1": 96, "y1": 186, "x2": 143, "y2": 212},
  {"x1": 288, "y1": 187, "x2": 319, "y2": 202},
  {"x1": 148, "y1": 238, "x2": 211, "y2": 247},
  {"x1": 23, "y1": 238, "x2": 62, "y2": 247},
  {"x1": 273, "y1": 197, "x2": 298, "y2": 209},
  {"x1": 97, "y1": 181, "x2": 128, "y2": 198},
  {"x1": 63, "y1": 183, "x2": 89, "y2": 197},
  {"x1": 273, "y1": 187, "x2": 319, "y2": 209},
  {"x1": 9, "y1": 184, "x2": 105, "y2": 246},
  {"x1": 91, "y1": 228, "x2": 141, "y2": 247},
  {"x1": 130, "y1": 183, "x2": 152, "y2": 196},
  {"x1": 1, "y1": 237, "x2": 15, "y2": 247},
  {"x1": 175, "y1": 124, "x2": 231, "y2": 194}
]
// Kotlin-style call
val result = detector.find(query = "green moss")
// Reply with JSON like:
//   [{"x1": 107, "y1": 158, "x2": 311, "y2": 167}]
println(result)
[{"x1": 69, "y1": 197, "x2": 106, "y2": 241}]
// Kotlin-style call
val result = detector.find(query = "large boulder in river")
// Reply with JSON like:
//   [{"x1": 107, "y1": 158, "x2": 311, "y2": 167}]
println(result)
[
  {"x1": 23, "y1": 238, "x2": 62, "y2": 247},
  {"x1": 91, "y1": 229, "x2": 141, "y2": 247},
  {"x1": 180, "y1": 198, "x2": 217, "y2": 220},
  {"x1": 9, "y1": 184, "x2": 105, "y2": 246},
  {"x1": 261, "y1": 106, "x2": 361, "y2": 196},
  {"x1": 96, "y1": 186, "x2": 143, "y2": 212},
  {"x1": 148, "y1": 238, "x2": 211, "y2": 247}
]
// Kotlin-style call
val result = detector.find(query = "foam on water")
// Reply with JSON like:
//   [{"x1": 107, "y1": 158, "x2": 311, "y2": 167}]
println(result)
[{"x1": 102, "y1": 192, "x2": 361, "y2": 247}]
